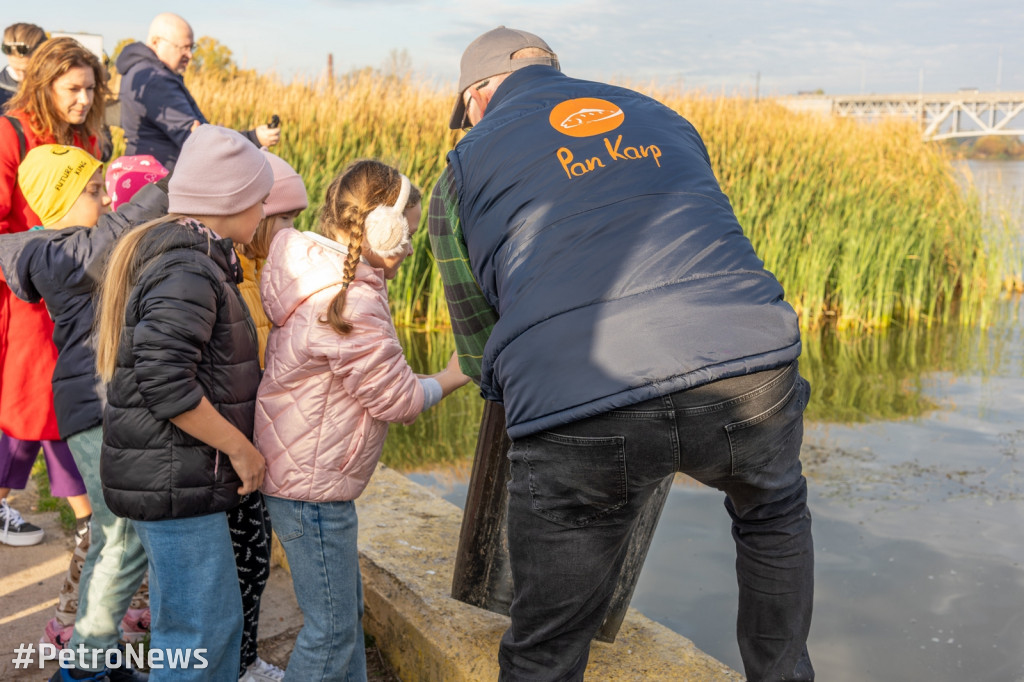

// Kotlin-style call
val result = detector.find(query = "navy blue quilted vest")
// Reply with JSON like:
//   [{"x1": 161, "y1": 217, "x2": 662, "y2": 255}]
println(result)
[{"x1": 448, "y1": 66, "x2": 800, "y2": 438}]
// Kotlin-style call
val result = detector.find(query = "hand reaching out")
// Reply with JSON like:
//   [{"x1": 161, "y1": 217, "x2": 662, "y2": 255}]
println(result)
[{"x1": 434, "y1": 351, "x2": 472, "y2": 397}]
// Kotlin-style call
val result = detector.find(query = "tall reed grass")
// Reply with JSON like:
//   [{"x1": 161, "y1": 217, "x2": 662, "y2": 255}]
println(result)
[
  {"x1": 143, "y1": 69, "x2": 1017, "y2": 332},
  {"x1": 643, "y1": 90, "x2": 1017, "y2": 330}
]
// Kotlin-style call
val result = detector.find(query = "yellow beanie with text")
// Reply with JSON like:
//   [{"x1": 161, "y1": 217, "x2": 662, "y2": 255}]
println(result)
[{"x1": 18, "y1": 144, "x2": 101, "y2": 227}]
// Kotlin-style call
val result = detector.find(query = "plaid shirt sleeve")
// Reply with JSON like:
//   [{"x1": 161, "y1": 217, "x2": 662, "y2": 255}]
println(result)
[{"x1": 428, "y1": 166, "x2": 497, "y2": 383}]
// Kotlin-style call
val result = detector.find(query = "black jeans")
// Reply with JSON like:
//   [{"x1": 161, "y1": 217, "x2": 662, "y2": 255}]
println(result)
[{"x1": 500, "y1": 362, "x2": 814, "y2": 681}]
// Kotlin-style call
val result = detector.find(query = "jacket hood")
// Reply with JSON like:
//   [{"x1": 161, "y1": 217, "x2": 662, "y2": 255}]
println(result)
[
  {"x1": 115, "y1": 42, "x2": 166, "y2": 76},
  {"x1": 261, "y1": 228, "x2": 384, "y2": 328},
  {"x1": 137, "y1": 219, "x2": 243, "y2": 283}
]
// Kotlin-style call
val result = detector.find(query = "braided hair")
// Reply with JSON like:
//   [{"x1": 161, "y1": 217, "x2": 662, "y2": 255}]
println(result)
[{"x1": 316, "y1": 159, "x2": 420, "y2": 335}]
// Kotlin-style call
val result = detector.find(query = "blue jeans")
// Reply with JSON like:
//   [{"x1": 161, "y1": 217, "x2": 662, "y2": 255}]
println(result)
[
  {"x1": 66, "y1": 426, "x2": 148, "y2": 670},
  {"x1": 500, "y1": 362, "x2": 814, "y2": 682},
  {"x1": 133, "y1": 513, "x2": 242, "y2": 682},
  {"x1": 264, "y1": 496, "x2": 367, "y2": 682}
]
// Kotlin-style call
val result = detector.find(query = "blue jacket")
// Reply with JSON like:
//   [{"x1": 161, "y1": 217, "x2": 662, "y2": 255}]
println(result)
[
  {"x1": 116, "y1": 42, "x2": 207, "y2": 167},
  {"x1": 448, "y1": 67, "x2": 801, "y2": 438},
  {"x1": 116, "y1": 43, "x2": 259, "y2": 167}
]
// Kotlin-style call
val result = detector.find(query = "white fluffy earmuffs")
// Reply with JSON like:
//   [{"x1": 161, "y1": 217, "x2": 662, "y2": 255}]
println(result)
[{"x1": 363, "y1": 174, "x2": 411, "y2": 258}]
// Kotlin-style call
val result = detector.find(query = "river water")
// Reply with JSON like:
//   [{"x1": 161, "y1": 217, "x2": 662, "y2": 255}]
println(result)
[{"x1": 395, "y1": 159, "x2": 1024, "y2": 681}]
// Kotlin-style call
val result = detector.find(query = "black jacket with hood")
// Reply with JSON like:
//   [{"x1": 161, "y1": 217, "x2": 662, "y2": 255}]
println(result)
[{"x1": 100, "y1": 219, "x2": 260, "y2": 520}]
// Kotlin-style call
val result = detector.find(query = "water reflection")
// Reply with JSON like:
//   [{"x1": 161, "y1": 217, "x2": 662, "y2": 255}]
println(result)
[
  {"x1": 385, "y1": 292, "x2": 1023, "y2": 470},
  {"x1": 801, "y1": 297, "x2": 1021, "y2": 423}
]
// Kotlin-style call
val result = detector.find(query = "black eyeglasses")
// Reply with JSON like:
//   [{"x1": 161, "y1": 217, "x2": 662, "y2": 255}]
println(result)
[{"x1": 2, "y1": 42, "x2": 33, "y2": 57}]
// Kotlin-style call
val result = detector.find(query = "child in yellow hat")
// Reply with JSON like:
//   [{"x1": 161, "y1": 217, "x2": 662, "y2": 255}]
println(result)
[
  {"x1": 1, "y1": 145, "x2": 109, "y2": 549},
  {"x1": 11, "y1": 142, "x2": 112, "y2": 652},
  {"x1": 18, "y1": 143, "x2": 111, "y2": 230}
]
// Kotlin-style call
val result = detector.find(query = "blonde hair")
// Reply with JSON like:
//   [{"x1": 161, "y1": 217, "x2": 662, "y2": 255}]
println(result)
[
  {"x1": 238, "y1": 211, "x2": 293, "y2": 262},
  {"x1": 94, "y1": 215, "x2": 186, "y2": 382},
  {"x1": 316, "y1": 159, "x2": 421, "y2": 335},
  {"x1": 7, "y1": 37, "x2": 108, "y2": 150}
]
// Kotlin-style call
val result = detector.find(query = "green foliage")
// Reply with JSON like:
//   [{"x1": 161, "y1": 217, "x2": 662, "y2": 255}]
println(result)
[{"x1": 186, "y1": 36, "x2": 241, "y2": 80}]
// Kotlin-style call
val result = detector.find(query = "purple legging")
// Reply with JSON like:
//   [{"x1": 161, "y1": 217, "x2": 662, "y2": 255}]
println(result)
[{"x1": 0, "y1": 433, "x2": 86, "y2": 498}]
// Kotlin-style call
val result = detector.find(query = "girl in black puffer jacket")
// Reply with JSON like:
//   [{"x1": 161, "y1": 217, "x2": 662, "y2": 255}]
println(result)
[{"x1": 94, "y1": 125, "x2": 273, "y2": 682}]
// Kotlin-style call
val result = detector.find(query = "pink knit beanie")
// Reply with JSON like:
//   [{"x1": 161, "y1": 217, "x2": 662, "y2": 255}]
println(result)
[
  {"x1": 168, "y1": 125, "x2": 274, "y2": 216},
  {"x1": 105, "y1": 155, "x2": 169, "y2": 211},
  {"x1": 262, "y1": 151, "x2": 308, "y2": 217}
]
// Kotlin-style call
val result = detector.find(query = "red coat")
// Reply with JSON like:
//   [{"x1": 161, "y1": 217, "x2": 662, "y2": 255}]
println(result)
[{"x1": 0, "y1": 110, "x2": 98, "y2": 440}]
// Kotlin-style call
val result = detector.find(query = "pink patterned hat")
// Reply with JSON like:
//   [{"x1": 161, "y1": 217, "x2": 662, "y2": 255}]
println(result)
[{"x1": 105, "y1": 155, "x2": 170, "y2": 210}]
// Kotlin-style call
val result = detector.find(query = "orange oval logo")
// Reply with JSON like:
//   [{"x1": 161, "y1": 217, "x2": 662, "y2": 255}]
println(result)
[{"x1": 549, "y1": 98, "x2": 624, "y2": 137}]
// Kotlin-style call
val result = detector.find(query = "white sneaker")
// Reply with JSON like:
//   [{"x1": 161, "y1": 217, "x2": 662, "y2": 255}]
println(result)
[
  {"x1": 239, "y1": 657, "x2": 286, "y2": 682},
  {"x1": 0, "y1": 498, "x2": 44, "y2": 546}
]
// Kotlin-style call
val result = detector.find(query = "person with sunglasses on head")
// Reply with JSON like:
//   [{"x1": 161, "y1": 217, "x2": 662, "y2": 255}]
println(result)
[
  {"x1": 0, "y1": 23, "x2": 46, "y2": 110},
  {"x1": 116, "y1": 12, "x2": 279, "y2": 169},
  {"x1": 0, "y1": 36, "x2": 110, "y2": 550}
]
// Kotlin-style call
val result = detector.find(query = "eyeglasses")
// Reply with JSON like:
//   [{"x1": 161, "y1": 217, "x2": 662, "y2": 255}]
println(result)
[
  {"x1": 156, "y1": 37, "x2": 195, "y2": 53},
  {"x1": 2, "y1": 42, "x2": 33, "y2": 57},
  {"x1": 461, "y1": 79, "x2": 490, "y2": 130}
]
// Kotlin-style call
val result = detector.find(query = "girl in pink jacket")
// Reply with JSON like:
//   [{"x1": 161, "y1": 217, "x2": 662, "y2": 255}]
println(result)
[{"x1": 255, "y1": 159, "x2": 469, "y2": 681}]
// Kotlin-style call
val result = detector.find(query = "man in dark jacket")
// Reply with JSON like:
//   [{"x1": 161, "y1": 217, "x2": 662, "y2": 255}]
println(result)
[
  {"x1": 0, "y1": 23, "x2": 46, "y2": 110},
  {"x1": 116, "y1": 12, "x2": 279, "y2": 167},
  {"x1": 429, "y1": 27, "x2": 815, "y2": 682}
]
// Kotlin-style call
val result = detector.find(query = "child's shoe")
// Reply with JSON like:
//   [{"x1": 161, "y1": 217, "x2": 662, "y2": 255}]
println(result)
[
  {"x1": 239, "y1": 656, "x2": 285, "y2": 681},
  {"x1": 119, "y1": 607, "x2": 150, "y2": 644},
  {"x1": 0, "y1": 497, "x2": 44, "y2": 546},
  {"x1": 41, "y1": 616, "x2": 74, "y2": 649}
]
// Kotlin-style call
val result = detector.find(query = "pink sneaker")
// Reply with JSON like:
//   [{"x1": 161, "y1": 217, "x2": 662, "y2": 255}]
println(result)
[
  {"x1": 119, "y1": 607, "x2": 151, "y2": 644},
  {"x1": 40, "y1": 617, "x2": 73, "y2": 649}
]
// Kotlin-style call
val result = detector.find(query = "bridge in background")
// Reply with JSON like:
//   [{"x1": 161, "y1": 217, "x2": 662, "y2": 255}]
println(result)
[{"x1": 776, "y1": 91, "x2": 1024, "y2": 141}]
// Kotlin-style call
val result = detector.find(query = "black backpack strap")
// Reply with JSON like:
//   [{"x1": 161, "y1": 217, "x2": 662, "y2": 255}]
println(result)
[{"x1": 3, "y1": 115, "x2": 26, "y2": 162}]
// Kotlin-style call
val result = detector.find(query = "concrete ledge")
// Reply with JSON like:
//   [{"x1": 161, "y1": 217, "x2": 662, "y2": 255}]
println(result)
[{"x1": 356, "y1": 466, "x2": 744, "y2": 681}]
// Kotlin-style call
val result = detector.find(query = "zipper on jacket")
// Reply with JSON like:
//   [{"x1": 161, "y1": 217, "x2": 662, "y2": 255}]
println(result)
[{"x1": 214, "y1": 450, "x2": 220, "y2": 475}]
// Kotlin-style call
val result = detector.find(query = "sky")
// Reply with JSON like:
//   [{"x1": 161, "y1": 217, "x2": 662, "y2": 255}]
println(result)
[{"x1": 16, "y1": 1, "x2": 1024, "y2": 96}]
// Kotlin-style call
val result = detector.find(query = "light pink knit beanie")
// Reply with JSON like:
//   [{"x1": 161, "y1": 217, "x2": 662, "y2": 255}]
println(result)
[
  {"x1": 261, "y1": 151, "x2": 308, "y2": 217},
  {"x1": 168, "y1": 125, "x2": 273, "y2": 216}
]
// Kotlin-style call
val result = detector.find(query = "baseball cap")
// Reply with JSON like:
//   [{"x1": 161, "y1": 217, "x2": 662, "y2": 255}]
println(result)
[{"x1": 449, "y1": 26, "x2": 559, "y2": 129}]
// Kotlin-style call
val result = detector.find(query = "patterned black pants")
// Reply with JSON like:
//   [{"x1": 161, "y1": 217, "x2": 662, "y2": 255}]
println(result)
[{"x1": 228, "y1": 491, "x2": 272, "y2": 675}]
